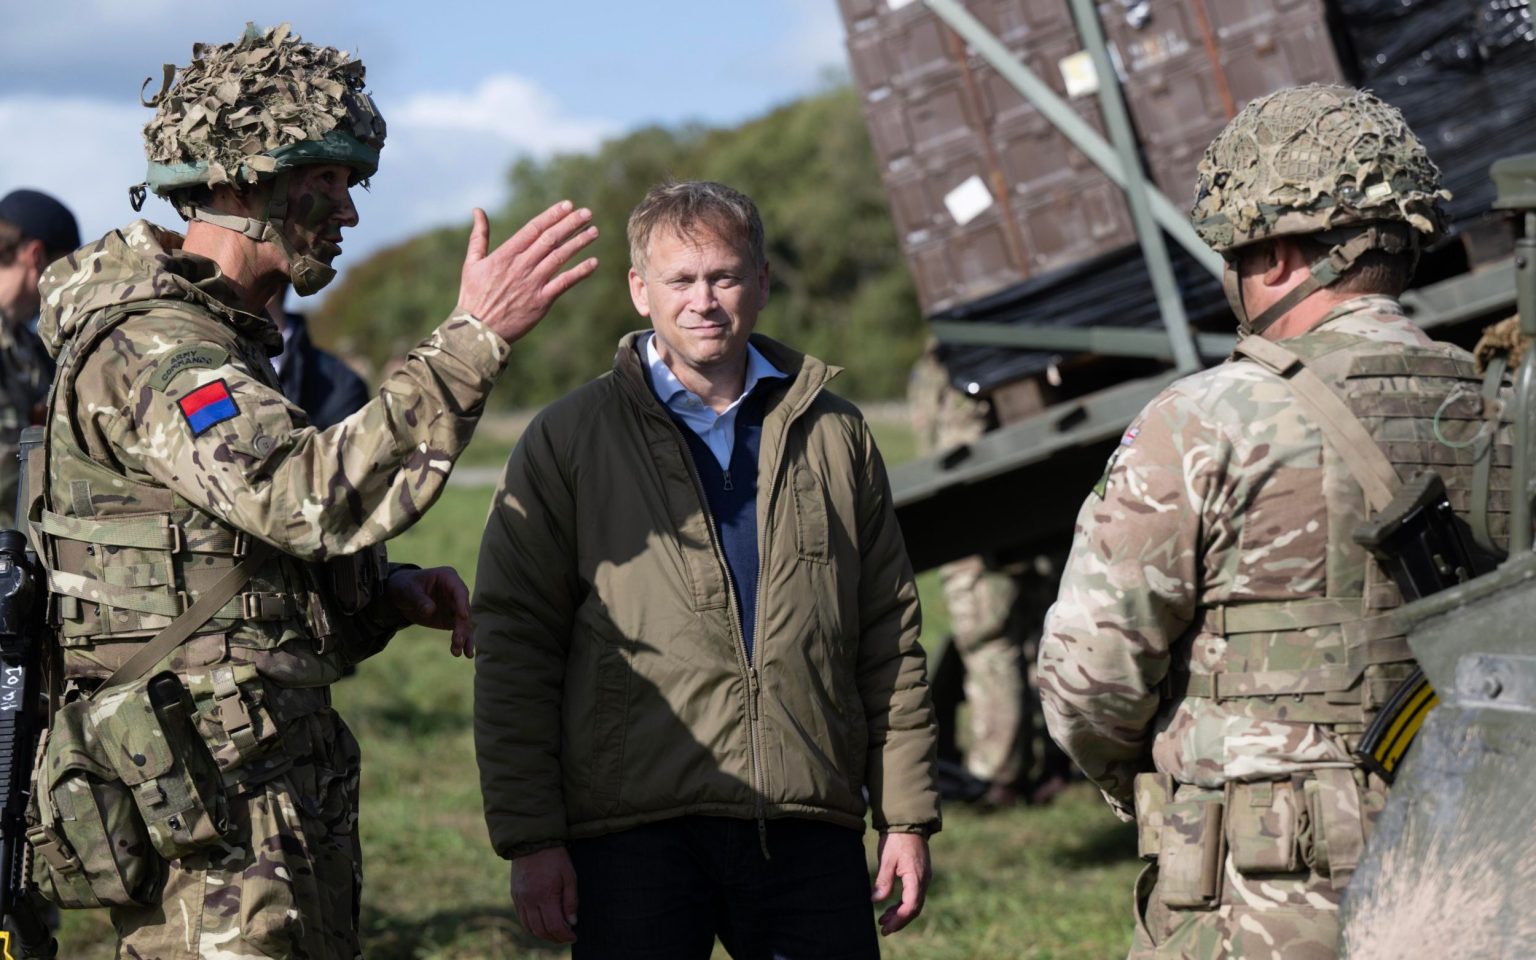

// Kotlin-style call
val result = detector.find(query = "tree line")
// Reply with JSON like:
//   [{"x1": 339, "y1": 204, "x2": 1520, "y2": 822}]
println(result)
[{"x1": 312, "y1": 86, "x2": 926, "y2": 406}]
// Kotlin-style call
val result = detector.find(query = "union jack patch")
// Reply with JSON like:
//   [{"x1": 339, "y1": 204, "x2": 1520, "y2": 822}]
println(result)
[{"x1": 178, "y1": 379, "x2": 239, "y2": 437}]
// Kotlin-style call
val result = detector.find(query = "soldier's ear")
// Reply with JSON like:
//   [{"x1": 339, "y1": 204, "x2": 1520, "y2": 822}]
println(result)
[{"x1": 1263, "y1": 240, "x2": 1302, "y2": 287}]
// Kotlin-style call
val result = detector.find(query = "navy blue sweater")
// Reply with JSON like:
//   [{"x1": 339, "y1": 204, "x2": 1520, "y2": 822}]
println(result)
[{"x1": 670, "y1": 390, "x2": 771, "y2": 660}]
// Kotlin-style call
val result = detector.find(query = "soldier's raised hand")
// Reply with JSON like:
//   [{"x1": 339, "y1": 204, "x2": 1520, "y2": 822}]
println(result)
[{"x1": 456, "y1": 202, "x2": 599, "y2": 345}]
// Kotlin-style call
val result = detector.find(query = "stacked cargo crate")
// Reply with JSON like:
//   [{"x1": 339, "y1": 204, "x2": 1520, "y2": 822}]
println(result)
[
  {"x1": 840, "y1": 0, "x2": 1134, "y2": 315},
  {"x1": 1097, "y1": 0, "x2": 1343, "y2": 206}
]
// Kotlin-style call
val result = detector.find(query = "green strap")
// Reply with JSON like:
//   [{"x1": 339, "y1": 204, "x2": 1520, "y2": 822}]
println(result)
[
  {"x1": 1246, "y1": 232, "x2": 1379, "y2": 337},
  {"x1": 1470, "y1": 353, "x2": 1508, "y2": 554},
  {"x1": 100, "y1": 541, "x2": 277, "y2": 691},
  {"x1": 1201, "y1": 598, "x2": 1366, "y2": 635},
  {"x1": 38, "y1": 510, "x2": 175, "y2": 550},
  {"x1": 47, "y1": 569, "x2": 183, "y2": 617},
  {"x1": 1179, "y1": 623, "x2": 1408, "y2": 699},
  {"x1": 39, "y1": 509, "x2": 242, "y2": 555}
]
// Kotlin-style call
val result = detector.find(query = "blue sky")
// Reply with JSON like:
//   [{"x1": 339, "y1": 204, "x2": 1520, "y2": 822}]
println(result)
[{"x1": 0, "y1": 0, "x2": 848, "y2": 287}]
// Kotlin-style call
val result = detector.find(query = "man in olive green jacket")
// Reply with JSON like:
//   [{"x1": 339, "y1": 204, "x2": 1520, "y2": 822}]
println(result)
[{"x1": 473, "y1": 180, "x2": 940, "y2": 959}]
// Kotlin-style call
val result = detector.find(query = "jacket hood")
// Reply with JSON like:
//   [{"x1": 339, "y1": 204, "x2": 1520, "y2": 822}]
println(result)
[{"x1": 37, "y1": 219, "x2": 281, "y2": 360}]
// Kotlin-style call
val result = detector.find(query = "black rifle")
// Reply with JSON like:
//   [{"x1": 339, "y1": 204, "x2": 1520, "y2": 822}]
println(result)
[
  {"x1": 1351, "y1": 470, "x2": 1500, "y2": 782},
  {"x1": 0, "y1": 527, "x2": 54, "y2": 959}
]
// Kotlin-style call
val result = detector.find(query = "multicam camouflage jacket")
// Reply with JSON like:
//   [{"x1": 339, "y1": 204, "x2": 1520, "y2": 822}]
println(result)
[
  {"x1": 1040, "y1": 296, "x2": 1511, "y2": 818},
  {"x1": 34, "y1": 220, "x2": 508, "y2": 684}
]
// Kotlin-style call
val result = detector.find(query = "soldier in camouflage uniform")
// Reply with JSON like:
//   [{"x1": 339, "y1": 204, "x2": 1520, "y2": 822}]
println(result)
[
  {"x1": 25, "y1": 24, "x2": 597, "y2": 960},
  {"x1": 908, "y1": 344, "x2": 1030, "y2": 804},
  {"x1": 0, "y1": 189, "x2": 78, "y2": 528},
  {"x1": 1039, "y1": 85, "x2": 1514, "y2": 958}
]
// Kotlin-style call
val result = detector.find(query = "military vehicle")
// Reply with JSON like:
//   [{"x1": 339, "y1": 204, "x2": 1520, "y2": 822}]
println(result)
[{"x1": 1337, "y1": 150, "x2": 1536, "y2": 959}]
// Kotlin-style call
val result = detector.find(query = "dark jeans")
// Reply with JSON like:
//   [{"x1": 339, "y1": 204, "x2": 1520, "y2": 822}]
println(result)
[{"x1": 567, "y1": 816, "x2": 881, "y2": 960}]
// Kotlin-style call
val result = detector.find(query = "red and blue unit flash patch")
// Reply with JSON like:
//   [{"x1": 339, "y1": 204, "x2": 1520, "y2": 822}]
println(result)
[{"x1": 178, "y1": 379, "x2": 239, "y2": 436}]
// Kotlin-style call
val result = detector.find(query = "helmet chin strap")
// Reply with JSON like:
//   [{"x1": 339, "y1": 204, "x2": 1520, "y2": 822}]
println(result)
[
  {"x1": 185, "y1": 170, "x2": 338, "y2": 296},
  {"x1": 1230, "y1": 226, "x2": 1413, "y2": 339}
]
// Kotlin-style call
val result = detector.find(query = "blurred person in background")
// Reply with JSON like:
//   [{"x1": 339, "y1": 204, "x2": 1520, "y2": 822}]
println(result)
[
  {"x1": 908, "y1": 342, "x2": 1072, "y2": 809},
  {"x1": 0, "y1": 188, "x2": 77, "y2": 526},
  {"x1": 266, "y1": 280, "x2": 369, "y2": 430}
]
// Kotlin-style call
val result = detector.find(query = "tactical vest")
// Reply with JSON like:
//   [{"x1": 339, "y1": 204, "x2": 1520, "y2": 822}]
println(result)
[
  {"x1": 1172, "y1": 331, "x2": 1513, "y2": 737},
  {"x1": 33, "y1": 299, "x2": 342, "y2": 682}
]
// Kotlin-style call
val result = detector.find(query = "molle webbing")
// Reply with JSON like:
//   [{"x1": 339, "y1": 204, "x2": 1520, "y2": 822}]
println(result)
[
  {"x1": 1341, "y1": 349, "x2": 1514, "y2": 550},
  {"x1": 1178, "y1": 600, "x2": 1409, "y2": 700},
  {"x1": 1234, "y1": 336, "x2": 1401, "y2": 512},
  {"x1": 1237, "y1": 335, "x2": 1514, "y2": 549}
]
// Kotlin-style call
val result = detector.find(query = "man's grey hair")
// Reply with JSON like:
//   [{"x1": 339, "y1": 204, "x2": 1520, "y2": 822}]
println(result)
[{"x1": 627, "y1": 179, "x2": 765, "y2": 273}]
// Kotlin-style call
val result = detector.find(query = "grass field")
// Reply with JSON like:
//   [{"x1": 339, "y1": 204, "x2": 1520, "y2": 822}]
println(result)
[{"x1": 56, "y1": 412, "x2": 1142, "y2": 959}]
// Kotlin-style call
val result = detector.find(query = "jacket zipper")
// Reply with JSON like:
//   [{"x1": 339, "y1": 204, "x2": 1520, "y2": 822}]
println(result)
[
  {"x1": 661, "y1": 417, "x2": 770, "y2": 857},
  {"x1": 645, "y1": 368, "x2": 826, "y2": 861}
]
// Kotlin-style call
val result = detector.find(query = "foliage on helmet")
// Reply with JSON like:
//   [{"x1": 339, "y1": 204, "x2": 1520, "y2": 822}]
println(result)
[
  {"x1": 141, "y1": 23, "x2": 387, "y2": 197},
  {"x1": 1190, "y1": 85, "x2": 1449, "y2": 254}
]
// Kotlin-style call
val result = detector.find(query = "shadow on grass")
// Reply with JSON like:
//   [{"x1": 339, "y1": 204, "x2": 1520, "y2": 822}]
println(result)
[
  {"x1": 1055, "y1": 817, "x2": 1139, "y2": 869},
  {"x1": 362, "y1": 903, "x2": 559, "y2": 958}
]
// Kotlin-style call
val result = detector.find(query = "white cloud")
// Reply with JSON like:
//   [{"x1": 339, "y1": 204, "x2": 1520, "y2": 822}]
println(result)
[
  {"x1": 396, "y1": 74, "x2": 616, "y2": 153},
  {"x1": 351, "y1": 72, "x2": 617, "y2": 265}
]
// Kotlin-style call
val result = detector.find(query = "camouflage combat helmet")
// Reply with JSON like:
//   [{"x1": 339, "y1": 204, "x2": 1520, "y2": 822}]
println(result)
[
  {"x1": 132, "y1": 23, "x2": 387, "y2": 295},
  {"x1": 1190, "y1": 85, "x2": 1449, "y2": 336}
]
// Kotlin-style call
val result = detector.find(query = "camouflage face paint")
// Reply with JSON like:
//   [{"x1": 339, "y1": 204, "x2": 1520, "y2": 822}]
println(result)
[{"x1": 275, "y1": 165, "x2": 354, "y2": 295}]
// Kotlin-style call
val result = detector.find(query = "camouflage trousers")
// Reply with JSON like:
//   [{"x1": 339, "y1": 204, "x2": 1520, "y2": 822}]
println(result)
[
  {"x1": 939, "y1": 556, "x2": 1026, "y2": 786},
  {"x1": 112, "y1": 707, "x2": 364, "y2": 960}
]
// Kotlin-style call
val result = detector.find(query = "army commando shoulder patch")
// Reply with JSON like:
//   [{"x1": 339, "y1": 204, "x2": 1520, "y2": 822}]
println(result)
[
  {"x1": 148, "y1": 345, "x2": 230, "y2": 392},
  {"x1": 178, "y1": 379, "x2": 240, "y2": 436}
]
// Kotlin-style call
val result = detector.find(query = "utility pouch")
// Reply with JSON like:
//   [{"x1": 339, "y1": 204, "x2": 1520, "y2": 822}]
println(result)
[
  {"x1": 28, "y1": 699, "x2": 162, "y2": 908},
  {"x1": 1301, "y1": 769, "x2": 1367, "y2": 890},
  {"x1": 93, "y1": 672, "x2": 230, "y2": 859},
  {"x1": 1226, "y1": 779, "x2": 1302, "y2": 874},
  {"x1": 189, "y1": 663, "x2": 285, "y2": 775},
  {"x1": 1133, "y1": 772, "x2": 1173, "y2": 861},
  {"x1": 1156, "y1": 799, "x2": 1225, "y2": 909}
]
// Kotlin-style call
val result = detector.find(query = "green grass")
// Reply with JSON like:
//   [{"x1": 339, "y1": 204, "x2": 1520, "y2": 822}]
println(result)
[{"x1": 56, "y1": 415, "x2": 1142, "y2": 959}]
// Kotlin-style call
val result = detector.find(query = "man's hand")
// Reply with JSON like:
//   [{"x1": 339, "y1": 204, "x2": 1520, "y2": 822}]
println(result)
[
  {"x1": 386, "y1": 566, "x2": 474, "y2": 657},
  {"x1": 511, "y1": 847, "x2": 578, "y2": 944},
  {"x1": 456, "y1": 202, "x2": 599, "y2": 345},
  {"x1": 871, "y1": 831, "x2": 931, "y2": 936}
]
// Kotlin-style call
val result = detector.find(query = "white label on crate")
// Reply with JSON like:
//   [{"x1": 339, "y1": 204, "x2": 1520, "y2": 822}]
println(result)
[
  {"x1": 1059, "y1": 51, "x2": 1099, "y2": 98},
  {"x1": 944, "y1": 176, "x2": 994, "y2": 227},
  {"x1": 886, "y1": 0, "x2": 919, "y2": 9}
]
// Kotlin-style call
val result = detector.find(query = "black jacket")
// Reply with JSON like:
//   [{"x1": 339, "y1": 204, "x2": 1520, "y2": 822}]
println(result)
[{"x1": 277, "y1": 312, "x2": 370, "y2": 430}]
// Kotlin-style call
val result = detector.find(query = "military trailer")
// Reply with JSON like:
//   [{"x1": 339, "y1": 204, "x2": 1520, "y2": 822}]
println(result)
[{"x1": 835, "y1": 0, "x2": 1536, "y2": 572}]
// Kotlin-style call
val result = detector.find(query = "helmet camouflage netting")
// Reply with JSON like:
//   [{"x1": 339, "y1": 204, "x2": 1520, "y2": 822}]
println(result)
[
  {"x1": 1190, "y1": 85, "x2": 1449, "y2": 255},
  {"x1": 140, "y1": 22, "x2": 387, "y2": 198}
]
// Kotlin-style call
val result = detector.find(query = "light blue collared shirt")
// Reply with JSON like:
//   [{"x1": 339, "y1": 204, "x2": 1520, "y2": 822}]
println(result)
[{"x1": 645, "y1": 333, "x2": 787, "y2": 469}]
